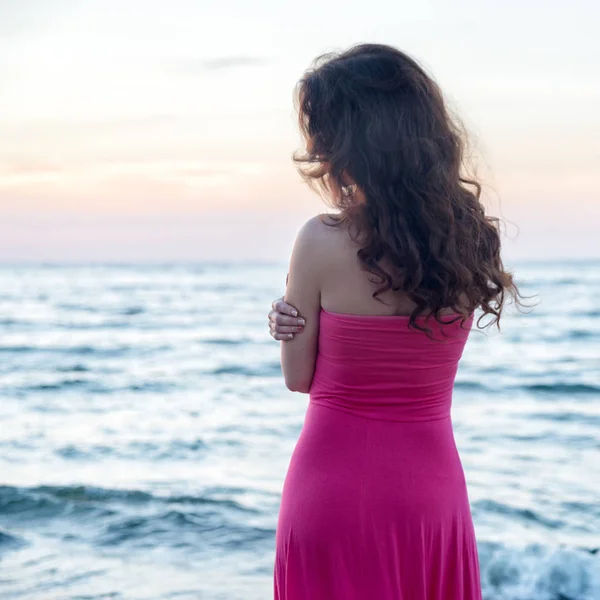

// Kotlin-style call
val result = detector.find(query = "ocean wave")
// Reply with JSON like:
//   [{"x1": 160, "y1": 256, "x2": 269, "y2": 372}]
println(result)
[
  {"x1": 55, "y1": 364, "x2": 91, "y2": 373},
  {"x1": 479, "y1": 542, "x2": 600, "y2": 600},
  {"x1": 0, "y1": 528, "x2": 27, "y2": 551},
  {"x1": 0, "y1": 345, "x2": 132, "y2": 357},
  {"x1": 0, "y1": 345, "x2": 41, "y2": 354},
  {"x1": 210, "y1": 363, "x2": 281, "y2": 377},
  {"x1": 454, "y1": 381, "x2": 491, "y2": 392},
  {"x1": 55, "y1": 438, "x2": 209, "y2": 461},
  {"x1": 56, "y1": 303, "x2": 103, "y2": 313},
  {"x1": 0, "y1": 485, "x2": 261, "y2": 518},
  {"x1": 202, "y1": 338, "x2": 250, "y2": 346},
  {"x1": 473, "y1": 500, "x2": 565, "y2": 529},
  {"x1": 560, "y1": 501, "x2": 600, "y2": 522},
  {"x1": 53, "y1": 321, "x2": 134, "y2": 331},
  {"x1": 120, "y1": 306, "x2": 145, "y2": 316},
  {"x1": 529, "y1": 412, "x2": 600, "y2": 426},
  {"x1": 0, "y1": 318, "x2": 22, "y2": 326},
  {"x1": 97, "y1": 510, "x2": 273, "y2": 550},
  {"x1": 522, "y1": 383, "x2": 600, "y2": 396},
  {"x1": 10, "y1": 379, "x2": 178, "y2": 395},
  {"x1": 2, "y1": 496, "x2": 600, "y2": 598},
  {"x1": 0, "y1": 487, "x2": 118, "y2": 524},
  {"x1": 568, "y1": 330, "x2": 599, "y2": 340},
  {"x1": 0, "y1": 484, "x2": 272, "y2": 558},
  {"x1": 24, "y1": 379, "x2": 90, "y2": 391}
]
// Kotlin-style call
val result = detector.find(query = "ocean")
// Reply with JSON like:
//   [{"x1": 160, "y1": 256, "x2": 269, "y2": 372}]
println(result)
[{"x1": 0, "y1": 262, "x2": 599, "y2": 600}]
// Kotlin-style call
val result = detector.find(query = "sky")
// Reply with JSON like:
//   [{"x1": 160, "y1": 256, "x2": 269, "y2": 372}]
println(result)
[{"x1": 0, "y1": 0, "x2": 598, "y2": 261}]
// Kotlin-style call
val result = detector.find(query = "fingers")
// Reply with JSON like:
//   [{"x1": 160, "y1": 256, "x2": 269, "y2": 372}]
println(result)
[
  {"x1": 271, "y1": 331, "x2": 295, "y2": 341},
  {"x1": 271, "y1": 297, "x2": 299, "y2": 317},
  {"x1": 269, "y1": 319, "x2": 297, "y2": 341},
  {"x1": 268, "y1": 297, "x2": 305, "y2": 342},
  {"x1": 269, "y1": 311, "x2": 304, "y2": 328},
  {"x1": 270, "y1": 322, "x2": 304, "y2": 335},
  {"x1": 269, "y1": 318, "x2": 304, "y2": 339}
]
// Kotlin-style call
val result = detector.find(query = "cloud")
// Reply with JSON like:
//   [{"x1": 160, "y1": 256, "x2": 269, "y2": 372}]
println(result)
[
  {"x1": 0, "y1": 161, "x2": 65, "y2": 186},
  {"x1": 0, "y1": 159, "x2": 266, "y2": 191},
  {"x1": 173, "y1": 56, "x2": 268, "y2": 74},
  {"x1": 0, "y1": 162, "x2": 62, "y2": 176},
  {"x1": 0, "y1": 114, "x2": 181, "y2": 139},
  {"x1": 0, "y1": 0, "x2": 77, "y2": 37},
  {"x1": 81, "y1": 114, "x2": 180, "y2": 131}
]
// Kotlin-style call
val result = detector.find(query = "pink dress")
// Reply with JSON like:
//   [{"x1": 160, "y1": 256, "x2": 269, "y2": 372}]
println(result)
[{"x1": 274, "y1": 309, "x2": 482, "y2": 600}]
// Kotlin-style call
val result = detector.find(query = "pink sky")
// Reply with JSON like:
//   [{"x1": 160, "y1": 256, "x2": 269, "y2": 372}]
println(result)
[{"x1": 1, "y1": 1, "x2": 598, "y2": 260}]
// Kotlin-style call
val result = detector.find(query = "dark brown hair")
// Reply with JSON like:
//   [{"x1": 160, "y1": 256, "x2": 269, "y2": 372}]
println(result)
[{"x1": 294, "y1": 43, "x2": 521, "y2": 330}]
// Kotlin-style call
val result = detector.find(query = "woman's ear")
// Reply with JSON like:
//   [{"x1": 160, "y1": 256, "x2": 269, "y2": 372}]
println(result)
[{"x1": 341, "y1": 184, "x2": 357, "y2": 197}]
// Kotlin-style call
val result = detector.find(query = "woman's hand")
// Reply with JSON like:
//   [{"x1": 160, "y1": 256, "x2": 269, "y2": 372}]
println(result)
[{"x1": 268, "y1": 297, "x2": 306, "y2": 341}]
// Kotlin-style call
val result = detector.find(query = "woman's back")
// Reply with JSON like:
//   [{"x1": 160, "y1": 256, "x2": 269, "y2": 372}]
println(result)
[
  {"x1": 273, "y1": 42, "x2": 519, "y2": 600},
  {"x1": 310, "y1": 308, "x2": 471, "y2": 421},
  {"x1": 315, "y1": 214, "x2": 420, "y2": 317},
  {"x1": 315, "y1": 214, "x2": 463, "y2": 318},
  {"x1": 307, "y1": 215, "x2": 472, "y2": 420},
  {"x1": 275, "y1": 217, "x2": 481, "y2": 600}
]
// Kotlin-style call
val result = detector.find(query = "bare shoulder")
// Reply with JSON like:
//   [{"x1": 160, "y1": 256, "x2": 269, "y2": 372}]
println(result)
[
  {"x1": 296, "y1": 213, "x2": 347, "y2": 247},
  {"x1": 298, "y1": 213, "x2": 337, "y2": 235},
  {"x1": 294, "y1": 214, "x2": 356, "y2": 274},
  {"x1": 289, "y1": 214, "x2": 344, "y2": 284}
]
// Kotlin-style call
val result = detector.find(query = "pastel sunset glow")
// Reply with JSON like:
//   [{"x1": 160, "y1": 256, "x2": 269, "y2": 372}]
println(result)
[{"x1": 1, "y1": 0, "x2": 598, "y2": 260}]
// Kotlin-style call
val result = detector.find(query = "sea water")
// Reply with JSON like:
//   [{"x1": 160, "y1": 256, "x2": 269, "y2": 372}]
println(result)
[{"x1": 0, "y1": 262, "x2": 599, "y2": 599}]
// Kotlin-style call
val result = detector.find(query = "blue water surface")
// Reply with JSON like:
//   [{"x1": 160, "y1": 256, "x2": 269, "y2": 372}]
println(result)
[{"x1": 0, "y1": 262, "x2": 599, "y2": 599}]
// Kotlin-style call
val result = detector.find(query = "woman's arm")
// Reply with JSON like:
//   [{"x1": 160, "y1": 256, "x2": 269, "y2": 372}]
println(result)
[{"x1": 280, "y1": 218, "x2": 323, "y2": 393}]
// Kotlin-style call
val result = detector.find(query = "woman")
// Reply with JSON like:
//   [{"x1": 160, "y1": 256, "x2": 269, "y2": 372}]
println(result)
[{"x1": 268, "y1": 44, "x2": 519, "y2": 600}]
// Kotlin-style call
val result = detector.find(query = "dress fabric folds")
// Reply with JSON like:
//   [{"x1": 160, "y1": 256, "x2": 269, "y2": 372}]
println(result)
[{"x1": 274, "y1": 309, "x2": 482, "y2": 600}]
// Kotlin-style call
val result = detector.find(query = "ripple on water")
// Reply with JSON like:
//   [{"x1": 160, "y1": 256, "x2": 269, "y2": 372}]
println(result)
[
  {"x1": 0, "y1": 262, "x2": 599, "y2": 599},
  {"x1": 0, "y1": 529, "x2": 28, "y2": 552}
]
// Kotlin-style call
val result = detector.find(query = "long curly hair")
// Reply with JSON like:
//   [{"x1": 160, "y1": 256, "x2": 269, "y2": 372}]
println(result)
[{"x1": 294, "y1": 43, "x2": 520, "y2": 331}]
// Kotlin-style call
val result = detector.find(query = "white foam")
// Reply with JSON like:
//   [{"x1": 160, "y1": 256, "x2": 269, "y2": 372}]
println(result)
[{"x1": 479, "y1": 542, "x2": 600, "y2": 600}]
